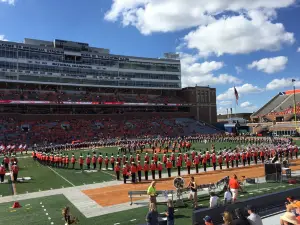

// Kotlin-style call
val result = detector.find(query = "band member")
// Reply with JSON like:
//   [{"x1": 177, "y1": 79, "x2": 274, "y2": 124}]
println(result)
[
  {"x1": 260, "y1": 150, "x2": 265, "y2": 163},
  {"x1": 115, "y1": 162, "x2": 121, "y2": 180},
  {"x1": 163, "y1": 154, "x2": 167, "y2": 167},
  {"x1": 242, "y1": 151, "x2": 246, "y2": 167},
  {"x1": 92, "y1": 154, "x2": 97, "y2": 170},
  {"x1": 157, "y1": 162, "x2": 162, "y2": 179},
  {"x1": 212, "y1": 153, "x2": 217, "y2": 171},
  {"x1": 79, "y1": 154, "x2": 84, "y2": 171},
  {"x1": 131, "y1": 162, "x2": 137, "y2": 183},
  {"x1": 230, "y1": 153, "x2": 235, "y2": 168},
  {"x1": 166, "y1": 159, "x2": 172, "y2": 178},
  {"x1": 70, "y1": 154, "x2": 76, "y2": 169},
  {"x1": 150, "y1": 160, "x2": 156, "y2": 180},
  {"x1": 254, "y1": 150, "x2": 258, "y2": 164},
  {"x1": 188, "y1": 176, "x2": 198, "y2": 208},
  {"x1": 194, "y1": 155, "x2": 199, "y2": 173},
  {"x1": 122, "y1": 165, "x2": 128, "y2": 184},
  {"x1": 0, "y1": 164, "x2": 6, "y2": 183},
  {"x1": 62, "y1": 206, "x2": 78, "y2": 225},
  {"x1": 65, "y1": 154, "x2": 69, "y2": 168},
  {"x1": 137, "y1": 161, "x2": 142, "y2": 182},
  {"x1": 144, "y1": 161, "x2": 149, "y2": 181},
  {"x1": 202, "y1": 154, "x2": 207, "y2": 172},
  {"x1": 171, "y1": 153, "x2": 176, "y2": 167},
  {"x1": 98, "y1": 154, "x2": 103, "y2": 170},
  {"x1": 104, "y1": 156, "x2": 109, "y2": 170},
  {"x1": 111, "y1": 155, "x2": 115, "y2": 170},
  {"x1": 225, "y1": 152, "x2": 230, "y2": 169},
  {"x1": 86, "y1": 154, "x2": 91, "y2": 170},
  {"x1": 218, "y1": 153, "x2": 223, "y2": 170},
  {"x1": 246, "y1": 151, "x2": 251, "y2": 166},
  {"x1": 11, "y1": 162, "x2": 19, "y2": 183},
  {"x1": 186, "y1": 157, "x2": 192, "y2": 175},
  {"x1": 176, "y1": 157, "x2": 181, "y2": 176}
]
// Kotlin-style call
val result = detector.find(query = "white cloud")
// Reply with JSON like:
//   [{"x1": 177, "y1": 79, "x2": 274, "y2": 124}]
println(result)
[
  {"x1": 180, "y1": 53, "x2": 242, "y2": 87},
  {"x1": 217, "y1": 83, "x2": 264, "y2": 101},
  {"x1": 184, "y1": 10, "x2": 295, "y2": 57},
  {"x1": 248, "y1": 56, "x2": 288, "y2": 74},
  {"x1": 297, "y1": 47, "x2": 300, "y2": 52},
  {"x1": 0, "y1": 0, "x2": 15, "y2": 5},
  {"x1": 105, "y1": 0, "x2": 295, "y2": 35},
  {"x1": 240, "y1": 101, "x2": 258, "y2": 112},
  {"x1": 266, "y1": 78, "x2": 300, "y2": 90},
  {"x1": 0, "y1": 35, "x2": 8, "y2": 41},
  {"x1": 217, "y1": 106, "x2": 228, "y2": 115},
  {"x1": 235, "y1": 66, "x2": 243, "y2": 74},
  {"x1": 219, "y1": 101, "x2": 232, "y2": 106}
]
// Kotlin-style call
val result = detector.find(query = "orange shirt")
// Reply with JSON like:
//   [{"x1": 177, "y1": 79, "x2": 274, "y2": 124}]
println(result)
[{"x1": 229, "y1": 178, "x2": 240, "y2": 189}]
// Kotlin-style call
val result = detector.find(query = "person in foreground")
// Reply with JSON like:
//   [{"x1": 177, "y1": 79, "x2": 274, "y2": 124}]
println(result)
[
  {"x1": 246, "y1": 205, "x2": 263, "y2": 225},
  {"x1": 165, "y1": 199, "x2": 175, "y2": 225},
  {"x1": 280, "y1": 212, "x2": 300, "y2": 225},
  {"x1": 147, "y1": 181, "x2": 157, "y2": 208},
  {"x1": 62, "y1": 206, "x2": 79, "y2": 225},
  {"x1": 203, "y1": 215, "x2": 214, "y2": 225},
  {"x1": 146, "y1": 203, "x2": 159, "y2": 225},
  {"x1": 222, "y1": 211, "x2": 234, "y2": 225},
  {"x1": 233, "y1": 208, "x2": 250, "y2": 225}
]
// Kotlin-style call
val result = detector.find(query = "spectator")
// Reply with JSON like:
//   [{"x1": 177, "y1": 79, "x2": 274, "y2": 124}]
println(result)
[
  {"x1": 222, "y1": 211, "x2": 234, "y2": 225},
  {"x1": 147, "y1": 181, "x2": 157, "y2": 208},
  {"x1": 146, "y1": 203, "x2": 159, "y2": 225},
  {"x1": 209, "y1": 192, "x2": 219, "y2": 208},
  {"x1": 233, "y1": 208, "x2": 250, "y2": 225},
  {"x1": 224, "y1": 186, "x2": 232, "y2": 204},
  {"x1": 165, "y1": 200, "x2": 174, "y2": 225},
  {"x1": 280, "y1": 212, "x2": 299, "y2": 225},
  {"x1": 246, "y1": 205, "x2": 263, "y2": 225},
  {"x1": 286, "y1": 196, "x2": 300, "y2": 213},
  {"x1": 203, "y1": 215, "x2": 214, "y2": 225}
]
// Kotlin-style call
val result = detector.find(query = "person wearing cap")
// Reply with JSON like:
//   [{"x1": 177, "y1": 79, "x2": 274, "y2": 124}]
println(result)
[
  {"x1": 0, "y1": 164, "x2": 6, "y2": 183},
  {"x1": 104, "y1": 156, "x2": 109, "y2": 170},
  {"x1": 150, "y1": 160, "x2": 156, "y2": 180},
  {"x1": 97, "y1": 154, "x2": 103, "y2": 170},
  {"x1": 122, "y1": 165, "x2": 128, "y2": 184},
  {"x1": 86, "y1": 154, "x2": 91, "y2": 170},
  {"x1": 203, "y1": 215, "x2": 214, "y2": 225},
  {"x1": 280, "y1": 212, "x2": 299, "y2": 225},
  {"x1": 71, "y1": 154, "x2": 76, "y2": 169},
  {"x1": 144, "y1": 161, "x2": 149, "y2": 181},
  {"x1": 11, "y1": 162, "x2": 19, "y2": 183},
  {"x1": 246, "y1": 205, "x2": 263, "y2": 225},
  {"x1": 131, "y1": 162, "x2": 137, "y2": 183},
  {"x1": 92, "y1": 154, "x2": 97, "y2": 170},
  {"x1": 176, "y1": 157, "x2": 181, "y2": 176},
  {"x1": 114, "y1": 162, "x2": 121, "y2": 180},
  {"x1": 166, "y1": 159, "x2": 172, "y2": 178},
  {"x1": 137, "y1": 161, "x2": 143, "y2": 182},
  {"x1": 212, "y1": 153, "x2": 217, "y2": 171},
  {"x1": 157, "y1": 162, "x2": 163, "y2": 179},
  {"x1": 110, "y1": 155, "x2": 115, "y2": 170},
  {"x1": 79, "y1": 154, "x2": 84, "y2": 171}
]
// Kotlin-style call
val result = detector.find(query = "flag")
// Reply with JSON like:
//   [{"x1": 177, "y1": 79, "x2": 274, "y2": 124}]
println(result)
[
  {"x1": 292, "y1": 79, "x2": 296, "y2": 82},
  {"x1": 234, "y1": 86, "x2": 239, "y2": 105}
]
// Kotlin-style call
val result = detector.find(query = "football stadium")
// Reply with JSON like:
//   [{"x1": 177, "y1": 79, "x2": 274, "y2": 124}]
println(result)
[{"x1": 1, "y1": 38, "x2": 300, "y2": 225}]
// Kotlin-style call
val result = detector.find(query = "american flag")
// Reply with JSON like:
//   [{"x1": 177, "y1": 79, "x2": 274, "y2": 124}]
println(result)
[{"x1": 234, "y1": 86, "x2": 239, "y2": 105}]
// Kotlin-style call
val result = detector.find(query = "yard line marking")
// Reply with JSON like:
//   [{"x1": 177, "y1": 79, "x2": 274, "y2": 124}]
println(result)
[
  {"x1": 47, "y1": 166, "x2": 75, "y2": 187},
  {"x1": 130, "y1": 219, "x2": 137, "y2": 222},
  {"x1": 114, "y1": 223, "x2": 120, "y2": 225},
  {"x1": 101, "y1": 170, "x2": 117, "y2": 178}
]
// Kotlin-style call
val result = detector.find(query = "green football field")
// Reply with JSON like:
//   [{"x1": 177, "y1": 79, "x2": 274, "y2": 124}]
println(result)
[
  {"x1": 0, "y1": 139, "x2": 299, "y2": 197},
  {"x1": 0, "y1": 139, "x2": 299, "y2": 225},
  {"x1": 0, "y1": 141, "x2": 242, "y2": 196}
]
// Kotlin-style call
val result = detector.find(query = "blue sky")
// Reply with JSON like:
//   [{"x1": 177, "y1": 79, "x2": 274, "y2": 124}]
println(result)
[{"x1": 0, "y1": 0, "x2": 300, "y2": 114}]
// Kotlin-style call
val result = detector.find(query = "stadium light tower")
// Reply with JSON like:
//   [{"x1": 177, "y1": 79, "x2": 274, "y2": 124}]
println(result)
[{"x1": 292, "y1": 79, "x2": 297, "y2": 132}]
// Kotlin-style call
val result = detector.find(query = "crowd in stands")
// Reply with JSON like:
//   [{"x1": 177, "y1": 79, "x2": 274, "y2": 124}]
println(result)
[
  {"x1": 0, "y1": 116, "x2": 188, "y2": 145},
  {"x1": 268, "y1": 102, "x2": 300, "y2": 116},
  {"x1": 0, "y1": 88, "x2": 184, "y2": 104}
]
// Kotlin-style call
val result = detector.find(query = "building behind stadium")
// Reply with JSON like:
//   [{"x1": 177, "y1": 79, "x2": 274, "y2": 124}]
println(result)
[{"x1": 0, "y1": 38, "x2": 217, "y2": 123}]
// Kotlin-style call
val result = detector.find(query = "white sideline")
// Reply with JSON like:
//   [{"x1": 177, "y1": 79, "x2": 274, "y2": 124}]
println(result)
[{"x1": 47, "y1": 166, "x2": 75, "y2": 187}]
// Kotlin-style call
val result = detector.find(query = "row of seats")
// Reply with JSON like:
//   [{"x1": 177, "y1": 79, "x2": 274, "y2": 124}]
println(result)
[
  {"x1": 0, "y1": 89, "x2": 183, "y2": 104},
  {"x1": 268, "y1": 102, "x2": 300, "y2": 116}
]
